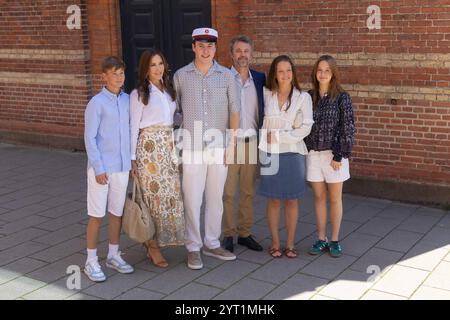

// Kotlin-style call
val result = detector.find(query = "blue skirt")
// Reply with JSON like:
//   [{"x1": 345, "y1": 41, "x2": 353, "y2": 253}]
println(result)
[{"x1": 257, "y1": 152, "x2": 307, "y2": 199}]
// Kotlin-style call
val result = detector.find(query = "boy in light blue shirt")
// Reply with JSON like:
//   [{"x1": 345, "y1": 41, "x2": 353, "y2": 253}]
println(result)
[{"x1": 83, "y1": 56, "x2": 134, "y2": 282}]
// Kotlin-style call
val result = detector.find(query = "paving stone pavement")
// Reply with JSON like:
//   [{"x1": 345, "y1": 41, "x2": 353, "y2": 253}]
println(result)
[{"x1": 0, "y1": 143, "x2": 449, "y2": 300}]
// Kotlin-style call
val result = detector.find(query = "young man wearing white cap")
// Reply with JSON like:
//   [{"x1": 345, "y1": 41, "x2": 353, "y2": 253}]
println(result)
[{"x1": 174, "y1": 27, "x2": 240, "y2": 270}]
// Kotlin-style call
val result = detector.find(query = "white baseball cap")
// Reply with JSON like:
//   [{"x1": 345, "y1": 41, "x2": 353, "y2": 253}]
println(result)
[{"x1": 192, "y1": 27, "x2": 218, "y2": 42}]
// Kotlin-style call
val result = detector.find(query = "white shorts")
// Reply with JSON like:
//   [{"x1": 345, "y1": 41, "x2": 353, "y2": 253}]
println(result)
[
  {"x1": 87, "y1": 167, "x2": 130, "y2": 218},
  {"x1": 306, "y1": 150, "x2": 350, "y2": 183}
]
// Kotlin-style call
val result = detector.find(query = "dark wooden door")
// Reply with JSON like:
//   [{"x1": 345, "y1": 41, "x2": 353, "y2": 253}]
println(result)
[{"x1": 120, "y1": 0, "x2": 211, "y2": 92}]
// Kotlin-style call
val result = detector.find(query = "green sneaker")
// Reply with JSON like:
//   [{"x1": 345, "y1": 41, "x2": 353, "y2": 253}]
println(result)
[
  {"x1": 308, "y1": 239, "x2": 329, "y2": 255},
  {"x1": 329, "y1": 241, "x2": 342, "y2": 258}
]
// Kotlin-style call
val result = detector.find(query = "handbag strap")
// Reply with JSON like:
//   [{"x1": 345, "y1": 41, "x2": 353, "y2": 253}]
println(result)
[
  {"x1": 131, "y1": 178, "x2": 137, "y2": 202},
  {"x1": 133, "y1": 176, "x2": 145, "y2": 204}
]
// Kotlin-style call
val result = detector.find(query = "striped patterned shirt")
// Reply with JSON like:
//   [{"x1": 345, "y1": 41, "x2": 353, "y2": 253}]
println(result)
[{"x1": 173, "y1": 61, "x2": 240, "y2": 151}]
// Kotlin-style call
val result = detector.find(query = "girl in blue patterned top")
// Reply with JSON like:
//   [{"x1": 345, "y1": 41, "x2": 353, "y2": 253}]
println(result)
[{"x1": 304, "y1": 55, "x2": 355, "y2": 258}]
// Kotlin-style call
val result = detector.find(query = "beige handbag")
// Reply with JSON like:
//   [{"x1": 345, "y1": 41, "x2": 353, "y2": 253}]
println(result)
[{"x1": 122, "y1": 178, "x2": 155, "y2": 243}]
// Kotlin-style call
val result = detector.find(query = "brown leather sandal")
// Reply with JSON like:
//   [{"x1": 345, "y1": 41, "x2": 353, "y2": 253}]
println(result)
[
  {"x1": 143, "y1": 242, "x2": 169, "y2": 268},
  {"x1": 269, "y1": 247, "x2": 283, "y2": 258},
  {"x1": 284, "y1": 247, "x2": 298, "y2": 258}
]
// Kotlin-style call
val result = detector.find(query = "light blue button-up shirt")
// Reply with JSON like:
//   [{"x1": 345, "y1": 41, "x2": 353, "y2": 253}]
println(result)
[
  {"x1": 84, "y1": 87, "x2": 131, "y2": 175},
  {"x1": 230, "y1": 66, "x2": 258, "y2": 134}
]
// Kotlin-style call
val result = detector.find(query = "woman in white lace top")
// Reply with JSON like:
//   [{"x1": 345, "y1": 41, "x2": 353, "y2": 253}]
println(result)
[{"x1": 257, "y1": 55, "x2": 313, "y2": 258}]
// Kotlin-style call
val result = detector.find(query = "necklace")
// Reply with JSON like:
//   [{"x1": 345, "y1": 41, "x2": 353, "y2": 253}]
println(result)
[
  {"x1": 277, "y1": 92, "x2": 289, "y2": 110},
  {"x1": 277, "y1": 86, "x2": 291, "y2": 110}
]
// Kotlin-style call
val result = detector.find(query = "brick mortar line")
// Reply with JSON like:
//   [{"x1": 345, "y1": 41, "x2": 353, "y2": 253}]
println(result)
[
  {"x1": 0, "y1": 72, "x2": 87, "y2": 87},
  {"x1": 298, "y1": 82, "x2": 450, "y2": 102},
  {"x1": 0, "y1": 49, "x2": 88, "y2": 61},
  {"x1": 253, "y1": 52, "x2": 450, "y2": 68}
]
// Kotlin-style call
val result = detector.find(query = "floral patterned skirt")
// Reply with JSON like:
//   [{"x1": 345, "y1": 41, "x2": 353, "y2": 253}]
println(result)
[{"x1": 136, "y1": 126, "x2": 185, "y2": 247}]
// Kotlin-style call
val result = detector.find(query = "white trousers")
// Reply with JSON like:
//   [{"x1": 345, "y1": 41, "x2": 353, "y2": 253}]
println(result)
[{"x1": 182, "y1": 150, "x2": 228, "y2": 252}]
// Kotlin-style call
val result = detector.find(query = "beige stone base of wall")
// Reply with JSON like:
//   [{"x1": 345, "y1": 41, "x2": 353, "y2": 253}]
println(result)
[
  {"x1": 0, "y1": 131, "x2": 85, "y2": 152},
  {"x1": 345, "y1": 176, "x2": 450, "y2": 209}
]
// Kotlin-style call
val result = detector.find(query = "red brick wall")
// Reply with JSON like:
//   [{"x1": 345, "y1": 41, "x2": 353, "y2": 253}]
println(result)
[
  {"x1": 212, "y1": 0, "x2": 240, "y2": 66},
  {"x1": 0, "y1": 0, "x2": 121, "y2": 146},
  {"x1": 0, "y1": 0, "x2": 448, "y2": 190},
  {"x1": 87, "y1": 0, "x2": 122, "y2": 93},
  {"x1": 0, "y1": 0, "x2": 91, "y2": 139},
  {"x1": 214, "y1": 0, "x2": 450, "y2": 187}
]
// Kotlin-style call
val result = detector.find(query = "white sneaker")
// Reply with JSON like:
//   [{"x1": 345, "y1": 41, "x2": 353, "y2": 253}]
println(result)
[
  {"x1": 106, "y1": 252, "x2": 134, "y2": 274},
  {"x1": 84, "y1": 257, "x2": 106, "y2": 282}
]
